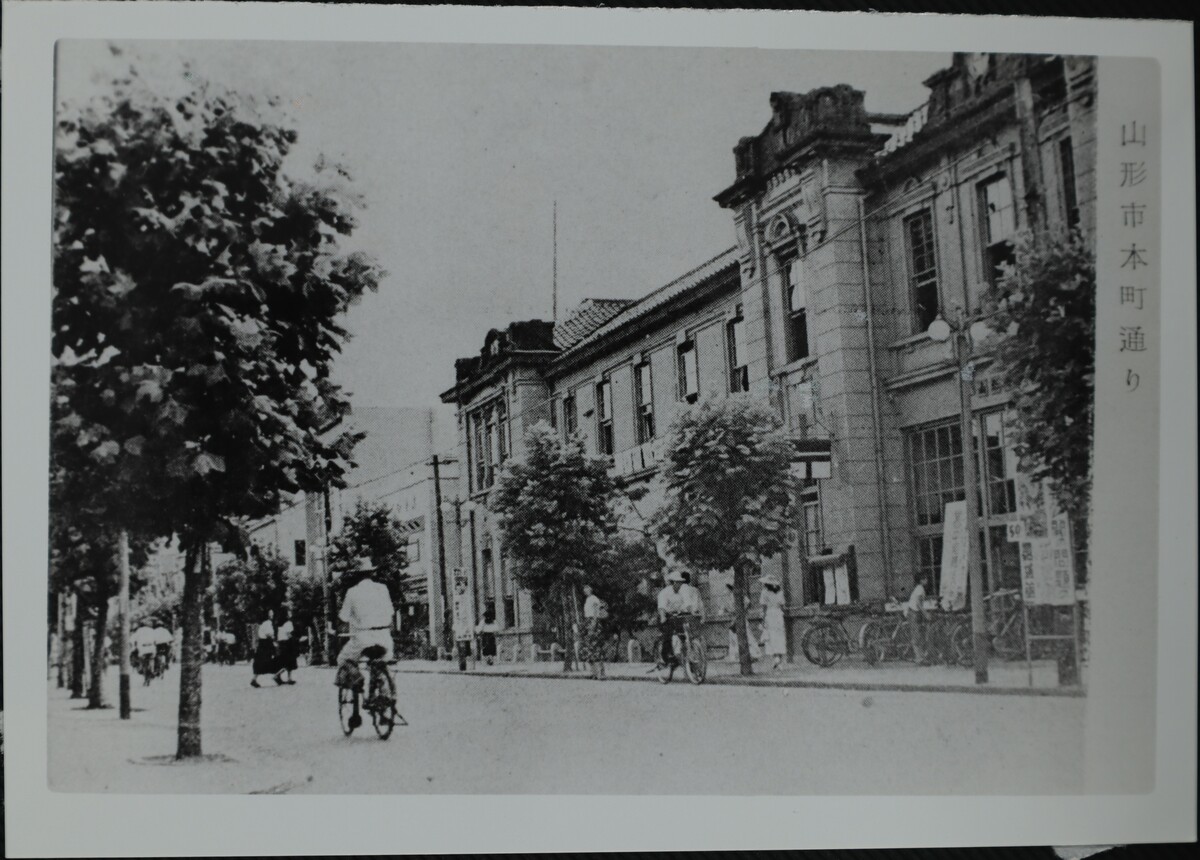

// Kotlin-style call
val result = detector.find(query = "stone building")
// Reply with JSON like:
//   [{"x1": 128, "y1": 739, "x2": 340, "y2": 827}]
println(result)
[{"x1": 443, "y1": 52, "x2": 1096, "y2": 661}]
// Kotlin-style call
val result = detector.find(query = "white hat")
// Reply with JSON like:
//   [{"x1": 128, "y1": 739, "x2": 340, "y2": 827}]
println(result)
[
  {"x1": 760, "y1": 574, "x2": 781, "y2": 588},
  {"x1": 349, "y1": 557, "x2": 377, "y2": 574},
  {"x1": 666, "y1": 570, "x2": 686, "y2": 583}
]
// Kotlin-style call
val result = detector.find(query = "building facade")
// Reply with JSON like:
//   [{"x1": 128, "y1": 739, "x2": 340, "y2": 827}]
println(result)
[{"x1": 443, "y1": 52, "x2": 1096, "y2": 660}]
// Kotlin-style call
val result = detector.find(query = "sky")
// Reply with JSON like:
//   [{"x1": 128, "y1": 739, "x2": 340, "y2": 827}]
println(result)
[{"x1": 57, "y1": 40, "x2": 948, "y2": 413}]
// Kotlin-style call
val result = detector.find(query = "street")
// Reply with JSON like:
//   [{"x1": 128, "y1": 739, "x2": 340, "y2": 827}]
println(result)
[{"x1": 49, "y1": 662, "x2": 1085, "y2": 795}]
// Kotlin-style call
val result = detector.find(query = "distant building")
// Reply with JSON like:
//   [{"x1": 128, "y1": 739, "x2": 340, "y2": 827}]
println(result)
[{"x1": 443, "y1": 52, "x2": 1096, "y2": 660}]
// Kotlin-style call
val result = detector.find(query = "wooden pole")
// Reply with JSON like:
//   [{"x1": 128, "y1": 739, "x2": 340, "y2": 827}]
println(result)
[{"x1": 118, "y1": 529, "x2": 131, "y2": 719}]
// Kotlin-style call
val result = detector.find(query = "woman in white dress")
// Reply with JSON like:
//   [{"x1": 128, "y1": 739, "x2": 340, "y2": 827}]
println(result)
[{"x1": 759, "y1": 574, "x2": 787, "y2": 671}]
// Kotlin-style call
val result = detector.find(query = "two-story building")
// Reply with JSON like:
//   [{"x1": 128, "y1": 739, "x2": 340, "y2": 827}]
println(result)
[{"x1": 442, "y1": 51, "x2": 1096, "y2": 662}]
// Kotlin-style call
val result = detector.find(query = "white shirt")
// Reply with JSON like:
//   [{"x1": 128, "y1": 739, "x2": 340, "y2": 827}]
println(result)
[
  {"x1": 658, "y1": 584, "x2": 702, "y2": 617},
  {"x1": 339, "y1": 578, "x2": 394, "y2": 631},
  {"x1": 131, "y1": 626, "x2": 156, "y2": 655},
  {"x1": 276, "y1": 620, "x2": 294, "y2": 642},
  {"x1": 906, "y1": 582, "x2": 927, "y2": 613},
  {"x1": 583, "y1": 594, "x2": 603, "y2": 619},
  {"x1": 257, "y1": 620, "x2": 275, "y2": 641}
]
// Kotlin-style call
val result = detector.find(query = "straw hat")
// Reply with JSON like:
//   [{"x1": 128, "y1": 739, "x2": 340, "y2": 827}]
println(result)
[
  {"x1": 666, "y1": 570, "x2": 686, "y2": 583},
  {"x1": 760, "y1": 574, "x2": 781, "y2": 588}
]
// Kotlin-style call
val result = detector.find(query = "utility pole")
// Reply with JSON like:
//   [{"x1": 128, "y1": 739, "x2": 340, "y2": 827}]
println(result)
[
  {"x1": 552, "y1": 200, "x2": 558, "y2": 322},
  {"x1": 118, "y1": 529, "x2": 131, "y2": 719},
  {"x1": 431, "y1": 455, "x2": 451, "y2": 654}
]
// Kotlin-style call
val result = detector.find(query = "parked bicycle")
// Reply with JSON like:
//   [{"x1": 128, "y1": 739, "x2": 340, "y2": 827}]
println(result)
[
  {"x1": 799, "y1": 611, "x2": 860, "y2": 667},
  {"x1": 950, "y1": 588, "x2": 1025, "y2": 666},
  {"x1": 336, "y1": 645, "x2": 406, "y2": 740}
]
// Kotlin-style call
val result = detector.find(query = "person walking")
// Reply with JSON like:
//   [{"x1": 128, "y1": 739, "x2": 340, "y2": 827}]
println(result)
[
  {"x1": 905, "y1": 575, "x2": 932, "y2": 665},
  {"x1": 759, "y1": 574, "x2": 787, "y2": 672},
  {"x1": 273, "y1": 606, "x2": 298, "y2": 685},
  {"x1": 250, "y1": 609, "x2": 278, "y2": 688},
  {"x1": 475, "y1": 608, "x2": 498, "y2": 666},
  {"x1": 581, "y1": 584, "x2": 608, "y2": 680}
]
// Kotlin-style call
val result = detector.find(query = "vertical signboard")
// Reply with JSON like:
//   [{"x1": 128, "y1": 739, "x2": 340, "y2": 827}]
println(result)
[{"x1": 939, "y1": 501, "x2": 969, "y2": 611}]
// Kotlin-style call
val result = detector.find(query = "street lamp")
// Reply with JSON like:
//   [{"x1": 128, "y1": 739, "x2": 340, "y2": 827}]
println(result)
[{"x1": 927, "y1": 310, "x2": 993, "y2": 684}]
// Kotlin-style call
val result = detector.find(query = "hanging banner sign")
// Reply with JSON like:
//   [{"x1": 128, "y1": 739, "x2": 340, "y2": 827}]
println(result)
[
  {"x1": 1017, "y1": 484, "x2": 1076, "y2": 605},
  {"x1": 452, "y1": 570, "x2": 473, "y2": 642},
  {"x1": 939, "y1": 500, "x2": 969, "y2": 611}
]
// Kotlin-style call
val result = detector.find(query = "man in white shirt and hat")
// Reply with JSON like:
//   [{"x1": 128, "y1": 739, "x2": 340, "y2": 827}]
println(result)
[
  {"x1": 336, "y1": 558, "x2": 395, "y2": 725},
  {"x1": 656, "y1": 569, "x2": 703, "y2": 683}
]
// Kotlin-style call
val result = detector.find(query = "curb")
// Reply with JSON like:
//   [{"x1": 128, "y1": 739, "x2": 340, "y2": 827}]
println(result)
[{"x1": 394, "y1": 663, "x2": 1086, "y2": 698}]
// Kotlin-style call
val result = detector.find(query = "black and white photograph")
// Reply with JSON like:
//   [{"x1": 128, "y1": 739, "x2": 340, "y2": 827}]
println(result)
[{"x1": 2, "y1": 4, "x2": 1195, "y2": 857}]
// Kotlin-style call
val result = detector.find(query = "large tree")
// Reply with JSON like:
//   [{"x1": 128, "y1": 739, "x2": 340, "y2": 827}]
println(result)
[
  {"x1": 213, "y1": 551, "x2": 289, "y2": 647},
  {"x1": 491, "y1": 423, "x2": 618, "y2": 671},
  {"x1": 984, "y1": 230, "x2": 1094, "y2": 563},
  {"x1": 652, "y1": 396, "x2": 796, "y2": 676},
  {"x1": 53, "y1": 63, "x2": 382, "y2": 757}
]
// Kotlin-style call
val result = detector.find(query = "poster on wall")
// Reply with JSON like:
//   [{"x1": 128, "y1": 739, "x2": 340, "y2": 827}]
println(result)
[{"x1": 939, "y1": 500, "x2": 968, "y2": 611}]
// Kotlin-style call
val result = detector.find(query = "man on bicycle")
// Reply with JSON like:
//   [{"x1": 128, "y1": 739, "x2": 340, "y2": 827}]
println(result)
[
  {"x1": 131, "y1": 622, "x2": 157, "y2": 683},
  {"x1": 152, "y1": 620, "x2": 172, "y2": 674},
  {"x1": 336, "y1": 557, "x2": 395, "y2": 728},
  {"x1": 657, "y1": 569, "x2": 703, "y2": 684}
]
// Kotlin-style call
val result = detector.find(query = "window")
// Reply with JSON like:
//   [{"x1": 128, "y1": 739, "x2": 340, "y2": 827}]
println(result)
[
  {"x1": 596, "y1": 377, "x2": 614, "y2": 456},
  {"x1": 501, "y1": 552, "x2": 516, "y2": 629},
  {"x1": 469, "y1": 399, "x2": 507, "y2": 492},
  {"x1": 677, "y1": 339, "x2": 699, "y2": 402},
  {"x1": 727, "y1": 310, "x2": 749, "y2": 392},
  {"x1": 978, "y1": 175, "x2": 1016, "y2": 287},
  {"x1": 907, "y1": 410, "x2": 1021, "y2": 592},
  {"x1": 635, "y1": 361, "x2": 655, "y2": 442},
  {"x1": 481, "y1": 547, "x2": 495, "y2": 605},
  {"x1": 785, "y1": 259, "x2": 810, "y2": 361},
  {"x1": 405, "y1": 537, "x2": 420, "y2": 563},
  {"x1": 799, "y1": 481, "x2": 825, "y2": 604},
  {"x1": 293, "y1": 539, "x2": 306, "y2": 567},
  {"x1": 563, "y1": 393, "x2": 577, "y2": 437},
  {"x1": 1058, "y1": 137, "x2": 1079, "y2": 229},
  {"x1": 904, "y1": 209, "x2": 940, "y2": 332}
]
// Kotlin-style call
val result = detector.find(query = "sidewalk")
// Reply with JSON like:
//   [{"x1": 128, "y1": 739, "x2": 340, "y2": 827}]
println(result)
[
  {"x1": 47, "y1": 674, "x2": 313, "y2": 794},
  {"x1": 396, "y1": 655, "x2": 1086, "y2": 697}
]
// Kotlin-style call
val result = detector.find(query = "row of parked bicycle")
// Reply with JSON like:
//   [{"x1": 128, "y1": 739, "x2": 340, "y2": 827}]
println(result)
[{"x1": 799, "y1": 588, "x2": 1029, "y2": 668}]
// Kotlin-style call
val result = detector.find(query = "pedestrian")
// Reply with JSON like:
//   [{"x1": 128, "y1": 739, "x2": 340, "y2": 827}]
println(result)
[
  {"x1": 759, "y1": 574, "x2": 787, "y2": 671},
  {"x1": 475, "y1": 607, "x2": 498, "y2": 666},
  {"x1": 273, "y1": 606, "x2": 298, "y2": 685},
  {"x1": 905, "y1": 575, "x2": 931, "y2": 665},
  {"x1": 131, "y1": 621, "x2": 157, "y2": 684},
  {"x1": 581, "y1": 584, "x2": 608, "y2": 680},
  {"x1": 250, "y1": 608, "x2": 278, "y2": 687}
]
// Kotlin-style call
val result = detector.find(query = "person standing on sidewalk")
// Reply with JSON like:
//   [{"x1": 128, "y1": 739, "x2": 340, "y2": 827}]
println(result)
[
  {"x1": 475, "y1": 608, "x2": 498, "y2": 666},
  {"x1": 273, "y1": 607, "x2": 297, "y2": 685},
  {"x1": 905, "y1": 575, "x2": 932, "y2": 665},
  {"x1": 759, "y1": 574, "x2": 787, "y2": 672},
  {"x1": 581, "y1": 584, "x2": 608, "y2": 680},
  {"x1": 250, "y1": 609, "x2": 277, "y2": 688}
]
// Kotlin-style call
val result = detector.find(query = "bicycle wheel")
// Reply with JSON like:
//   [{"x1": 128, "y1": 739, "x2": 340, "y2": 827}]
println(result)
[
  {"x1": 685, "y1": 636, "x2": 707, "y2": 685},
  {"x1": 993, "y1": 612, "x2": 1026, "y2": 661},
  {"x1": 859, "y1": 621, "x2": 887, "y2": 666},
  {"x1": 805, "y1": 623, "x2": 847, "y2": 667},
  {"x1": 950, "y1": 621, "x2": 974, "y2": 667},
  {"x1": 369, "y1": 667, "x2": 398, "y2": 740},
  {"x1": 338, "y1": 685, "x2": 358, "y2": 736}
]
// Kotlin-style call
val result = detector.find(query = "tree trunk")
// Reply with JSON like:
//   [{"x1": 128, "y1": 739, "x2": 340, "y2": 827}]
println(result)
[
  {"x1": 70, "y1": 591, "x2": 86, "y2": 699},
  {"x1": 559, "y1": 590, "x2": 574, "y2": 672},
  {"x1": 733, "y1": 562, "x2": 754, "y2": 677},
  {"x1": 176, "y1": 541, "x2": 204, "y2": 758},
  {"x1": 87, "y1": 583, "x2": 111, "y2": 708}
]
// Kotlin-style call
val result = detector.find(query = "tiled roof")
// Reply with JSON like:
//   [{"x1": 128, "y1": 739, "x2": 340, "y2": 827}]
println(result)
[
  {"x1": 555, "y1": 247, "x2": 740, "y2": 363},
  {"x1": 552, "y1": 298, "x2": 635, "y2": 350}
]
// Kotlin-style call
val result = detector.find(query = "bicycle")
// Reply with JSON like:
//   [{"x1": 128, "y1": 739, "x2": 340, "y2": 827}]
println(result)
[
  {"x1": 950, "y1": 588, "x2": 1025, "y2": 666},
  {"x1": 799, "y1": 612, "x2": 857, "y2": 667},
  {"x1": 336, "y1": 645, "x2": 407, "y2": 740},
  {"x1": 136, "y1": 651, "x2": 157, "y2": 685},
  {"x1": 859, "y1": 613, "x2": 913, "y2": 665},
  {"x1": 657, "y1": 614, "x2": 707, "y2": 685}
]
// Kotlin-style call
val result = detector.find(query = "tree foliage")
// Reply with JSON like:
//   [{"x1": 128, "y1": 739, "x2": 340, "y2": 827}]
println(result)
[
  {"x1": 491, "y1": 424, "x2": 618, "y2": 612},
  {"x1": 591, "y1": 534, "x2": 659, "y2": 638},
  {"x1": 329, "y1": 498, "x2": 409, "y2": 606},
  {"x1": 652, "y1": 396, "x2": 796, "y2": 674},
  {"x1": 214, "y1": 551, "x2": 289, "y2": 638},
  {"x1": 984, "y1": 231, "x2": 1094, "y2": 536},
  {"x1": 52, "y1": 61, "x2": 383, "y2": 756}
]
